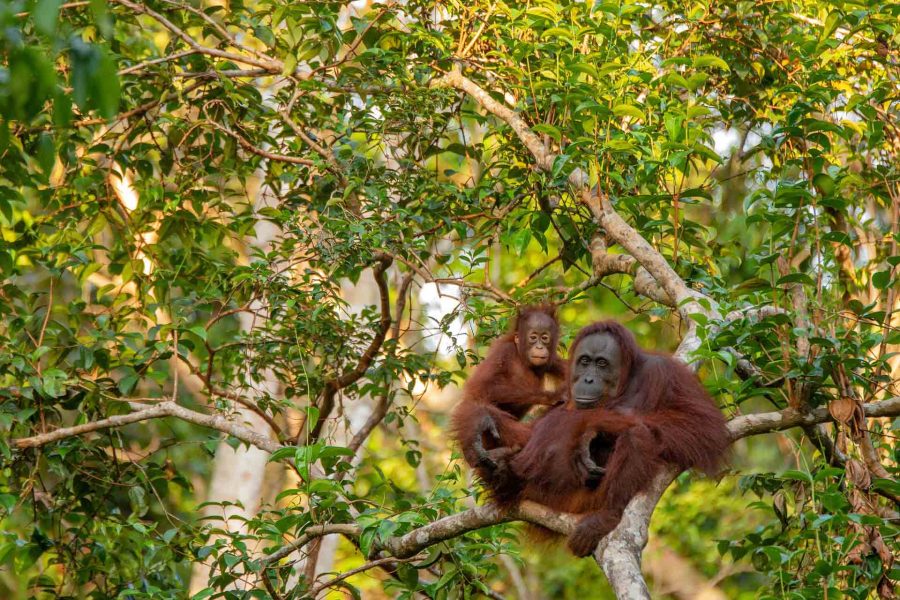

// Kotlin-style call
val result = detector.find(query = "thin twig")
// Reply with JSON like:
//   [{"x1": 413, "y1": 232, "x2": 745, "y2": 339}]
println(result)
[
  {"x1": 110, "y1": 0, "x2": 279, "y2": 72},
  {"x1": 118, "y1": 49, "x2": 198, "y2": 76},
  {"x1": 209, "y1": 122, "x2": 315, "y2": 166},
  {"x1": 308, "y1": 554, "x2": 425, "y2": 598}
]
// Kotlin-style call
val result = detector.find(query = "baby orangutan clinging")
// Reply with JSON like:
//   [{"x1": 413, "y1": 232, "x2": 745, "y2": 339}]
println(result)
[{"x1": 451, "y1": 305, "x2": 566, "y2": 493}]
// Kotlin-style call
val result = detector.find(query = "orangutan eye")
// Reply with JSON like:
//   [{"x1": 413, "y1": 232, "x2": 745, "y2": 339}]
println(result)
[
  {"x1": 597, "y1": 358, "x2": 608, "y2": 367},
  {"x1": 578, "y1": 356, "x2": 590, "y2": 366}
]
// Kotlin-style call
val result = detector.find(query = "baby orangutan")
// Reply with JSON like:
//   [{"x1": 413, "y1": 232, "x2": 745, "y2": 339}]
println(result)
[{"x1": 452, "y1": 305, "x2": 566, "y2": 492}]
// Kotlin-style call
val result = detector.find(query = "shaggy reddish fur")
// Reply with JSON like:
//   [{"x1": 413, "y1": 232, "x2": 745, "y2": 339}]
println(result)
[
  {"x1": 452, "y1": 306, "x2": 566, "y2": 491},
  {"x1": 503, "y1": 320, "x2": 731, "y2": 556}
]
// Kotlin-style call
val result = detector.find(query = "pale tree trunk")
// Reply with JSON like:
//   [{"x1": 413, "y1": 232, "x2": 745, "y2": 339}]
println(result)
[
  {"x1": 644, "y1": 539, "x2": 728, "y2": 600},
  {"x1": 294, "y1": 276, "x2": 382, "y2": 586},
  {"x1": 106, "y1": 164, "x2": 278, "y2": 593},
  {"x1": 189, "y1": 185, "x2": 282, "y2": 594}
]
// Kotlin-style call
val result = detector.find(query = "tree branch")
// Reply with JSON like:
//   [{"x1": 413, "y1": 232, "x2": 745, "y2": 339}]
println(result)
[
  {"x1": 334, "y1": 255, "x2": 394, "y2": 389},
  {"x1": 209, "y1": 122, "x2": 316, "y2": 166},
  {"x1": 111, "y1": 0, "x2": 280, "y2": 72},
  {"x1": 430, "y1": 67, "x2": 552, "y2": 172},
  {"x1": 727, "y1": 396, "x2": 900, "y2": 440},
  {"x1": 13, "y1": 400, "x2": 280, "y2": 453},
  {"x1": 309, "y1": 555, "x2": 425, "y2": 598},
  {"x1": 20, "y1": 395, "x2": 897, "y2": 461},
  {"x1": 306, "y1": 255, "x2": 394, "y2": 441},
  {"x1": 261, "y1": 524, "x2": 362, "y2": 566},
  {"x1": 388, "y1": 500, "x2": 574, "y2": 553}
]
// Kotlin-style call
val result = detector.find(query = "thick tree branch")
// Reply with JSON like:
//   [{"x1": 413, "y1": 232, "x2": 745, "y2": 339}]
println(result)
[
  {"x1": 383, "y1": 501, "x2": 577, "y2": 559},
  {"x1": 430, "y1": 68, "x2": 552, "y2": 172},
  {"x1": 14, "y1": 387, "x2": 897, "y2": 461},
  {"x1": 13, "y1": 401, "x2": 174, "y2": 449},
  {"x1": 583, "y1": 189, "x2": 703, "y2": 314},
  {"x1": 594, "y1": 468, "x2": 677, "y2": 600},
  {"x1": 589, "y1": 235, "x2": 672, "y2": 304}
]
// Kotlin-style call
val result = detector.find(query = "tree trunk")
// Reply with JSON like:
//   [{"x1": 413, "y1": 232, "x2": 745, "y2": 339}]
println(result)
[{"x1": 189, "y1": 186, "x2": 282, "y2": 594}]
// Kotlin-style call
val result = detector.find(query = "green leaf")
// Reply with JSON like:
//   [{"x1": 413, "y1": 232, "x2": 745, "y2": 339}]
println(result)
[
  {"x1": 542, "y1": 27, "x2": 574, "y2": 42},
  {"x1": 525, "y1": 6, "x2": 557, "y2": 20},
  {"x1": 781, "y1": 470, "x2": 812, "y2": 483},
  {"x1": 693, "y1": 55, "x2": 730, "y2": 71},
  {"x1": 117, "y1": 371, "x2": 140, "y2": 395},
  {"x1": 34, "y1": 0, "x2": 63, "y2": 35},
  {"x1": 222, "y1": 553, "x2": 240, "y2": 568},
  {"x1": 128, "y1": 486, "x2": 149, "y2": 517},
  {"x1": 872, "y1": 270, "x2": 892, "y2": 290},
  {"x1": 397, "y1": 563, "x2": 419, "y2": 588},
  {"x1": 819, "y1": 11, "x2": 842, "y2": 44},
  {"x1": 568, "y1": 63, "x2": 600, "y2": 80},
  {"x1": 434, "y1": 566, "x2": 457, "y2": 590},
  {"x1": 776, "y1": 273, "x2": 815, "y2": 286},
  {"x1": 812, "y1": 173, "x2": 835, "y2": 195},
  {"x1": 36, "y1": 132, "x2": 55, "y2": 176},
  {"x1": 686, "y1": 105, "x2": 711, "y2": 119},
  {"x1": 688, "y1": 312, "x2": 708, "y2": 326},
  {"x1": 93, "y1": 50, "x2": 120, "y2": 118},
  {"x1": 0, "y1": 251, "x2": 13, "y2": 276},
  {"x1": 0, "y1": 494, "x2": 16, "y2": 512},
  {"x1": 872, "y1": 478, "x2": 900, "y2": 496},
  {"x1": 532, "y1": 123, "x2": 561, "y2": 142},
  {"x1": 612, "y1": 104, "x2": 643, "y2": 120},
  {"x1": 823, "y1": 231, "x2": 852, "y2": 248},
  {"x1": 283, "y1": 53, "x2": 298, "y2": 76},
  {"x1": 513, "y1": 228, "x2": 531, "y2": 255},
  {"x1": 268, "y1": 447, "x2": 297, "y2": 462}
]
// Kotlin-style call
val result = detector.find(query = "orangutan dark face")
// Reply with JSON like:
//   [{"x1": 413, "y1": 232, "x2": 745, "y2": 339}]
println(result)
[{"x1": 570, "y1": 332, "x2": 621, "y2": 409}]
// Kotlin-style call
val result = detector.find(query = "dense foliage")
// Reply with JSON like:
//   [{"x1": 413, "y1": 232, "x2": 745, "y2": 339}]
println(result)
[{"x1": 1, "y1": 0, "x2": 898, "y2": 597}]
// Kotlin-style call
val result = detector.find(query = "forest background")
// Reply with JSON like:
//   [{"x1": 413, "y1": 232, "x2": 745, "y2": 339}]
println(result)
[{"x1": 1, "y1": 0, "x2": 899, "y2": 598}]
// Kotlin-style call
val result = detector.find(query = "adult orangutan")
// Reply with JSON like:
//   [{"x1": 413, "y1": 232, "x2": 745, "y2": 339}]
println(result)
[
  {"x1": 451, "y1": 305, "x2": 566, "y2": 491},
  {"x1": 495, "y1": 320, "x2": 730, "y2": 557}
]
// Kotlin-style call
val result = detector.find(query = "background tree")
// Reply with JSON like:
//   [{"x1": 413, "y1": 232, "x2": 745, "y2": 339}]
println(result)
[{"x1": 1, "y1": 0, "x2": 898, "y2": 598}]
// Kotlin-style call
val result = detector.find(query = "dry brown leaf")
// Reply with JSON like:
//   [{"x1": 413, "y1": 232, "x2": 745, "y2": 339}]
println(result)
[
  {"x1": 846, "y1": 458, "x2": 872, "y2": 490},
  {"x1": 829, "y1": 396, "x2": 856, "y2": 424}
]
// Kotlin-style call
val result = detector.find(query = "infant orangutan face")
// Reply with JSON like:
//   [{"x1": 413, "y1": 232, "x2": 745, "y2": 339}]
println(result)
[{"x1": 517, "y1": 312, "x2": 555, "y2": 367}]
